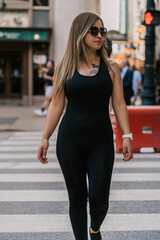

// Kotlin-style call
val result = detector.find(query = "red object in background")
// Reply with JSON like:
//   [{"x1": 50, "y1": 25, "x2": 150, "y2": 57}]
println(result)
[
  {"x1": 145, "y1": 12, "x2": 154, "y2": 24},
  {"x1": 110, "y1": 106, "x2": 160, "y2": 153},
  {"x1": 144, "y1": 10, "x2": 160, "y2": 26}
]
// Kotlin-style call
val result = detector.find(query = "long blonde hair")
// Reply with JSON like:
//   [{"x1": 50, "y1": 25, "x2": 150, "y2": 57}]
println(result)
[{"x1": 51, "y1": 12, "x2": 111, "y2": 98}]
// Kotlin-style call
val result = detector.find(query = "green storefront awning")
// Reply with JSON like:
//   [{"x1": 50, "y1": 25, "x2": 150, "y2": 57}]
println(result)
[{"x1": 0, "y1": 28, "x2": 51, "y2": 41}]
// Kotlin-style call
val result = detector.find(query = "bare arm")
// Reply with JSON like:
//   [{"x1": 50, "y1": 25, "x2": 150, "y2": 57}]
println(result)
[
  {"x1": 109, "y1": 61, "x2": 133, "y2": 161},
  {"x1": 41, "y1": 67, "x2": 48, "y2": 72},
  {"x1": 38, "y1": 89, "x2": 65, "y2": 164},
  {"x1": 43, "y1": 73, "x2": 54, "y2": 81},
  {"x1": 43, "y1": 89, "x2": 65, "y2": 140}
]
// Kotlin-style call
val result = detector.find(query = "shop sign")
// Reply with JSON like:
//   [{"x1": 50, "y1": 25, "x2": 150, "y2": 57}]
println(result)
[
  {"x1": 0, "y1": 11, "x2": 29, "y2": 27},
  {"x1": 0, "y1": 30, "x2": 49, "y2": 41}
]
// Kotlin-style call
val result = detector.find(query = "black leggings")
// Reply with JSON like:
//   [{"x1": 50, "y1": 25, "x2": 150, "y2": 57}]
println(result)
[{"x1": 57, "y1": 139, "x2": 114, "y2": 240}]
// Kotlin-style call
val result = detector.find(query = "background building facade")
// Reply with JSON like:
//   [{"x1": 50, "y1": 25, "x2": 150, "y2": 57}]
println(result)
[
  {"x1": 0, "y1": 0, "x2": 99, "y2": 105},
  {"x1": 0, "y1": 0, "x2": 159, "y2": 105},
  {"x1": 0, "y1": 0, "x2": 54, "y2": 105},
  {"x1": 53, "y1": 0, "x2": 100, "y2": 66}
]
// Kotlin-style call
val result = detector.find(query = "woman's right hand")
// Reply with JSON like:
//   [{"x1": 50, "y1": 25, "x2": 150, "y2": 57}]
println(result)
[{"x1": 37, "y1": 138, "x2": 49, "y2": 164}]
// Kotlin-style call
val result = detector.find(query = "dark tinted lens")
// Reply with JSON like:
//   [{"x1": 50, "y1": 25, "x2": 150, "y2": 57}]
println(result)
[
  {"x1": 89, "y1": 27, "x2": 107, "y2": 37},
  {"x1": 100, "y1": 27, "x2": 107, "y2": 37},
  {"x1": 90, "y1": 27, "x2": 99, "y2": 36}
]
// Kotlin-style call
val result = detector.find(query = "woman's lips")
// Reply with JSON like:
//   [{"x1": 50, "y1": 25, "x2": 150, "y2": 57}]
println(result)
[{"x1": 94, "y1": 41, "x2": 102, "y2": 44}]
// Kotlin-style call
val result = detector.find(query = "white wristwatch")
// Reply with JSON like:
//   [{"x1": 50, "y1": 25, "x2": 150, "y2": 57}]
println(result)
[{"x1": 122, "y1": 133, "x2": 133, "y2": 140}]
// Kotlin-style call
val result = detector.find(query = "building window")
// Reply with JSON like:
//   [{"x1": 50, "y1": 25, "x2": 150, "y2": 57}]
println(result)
[
  {"x1": 33, "y1": 0, "x2": 48, "y2": 6},
  {"x1": 0, "y1": 11, "x2": 29, "y2": 28},
  {"x1": 33, "y1": 10, "x2": 49, "y2": 27}
]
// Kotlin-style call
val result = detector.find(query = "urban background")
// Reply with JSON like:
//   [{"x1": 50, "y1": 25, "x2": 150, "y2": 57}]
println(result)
[
  {"x1": 0, "y1": 0, "x2": 160, "y2": 106},
  {"x1": 0, "y1": 1, "x2": 160, "y2": 240}
]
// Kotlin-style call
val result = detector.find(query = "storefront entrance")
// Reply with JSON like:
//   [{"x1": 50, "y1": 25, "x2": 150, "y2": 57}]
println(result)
[
  {"x1": 0, "y1": 39, "x2": 50, "y2": 104},
  {"x1": 0, "y1": 52, "x2": 23, "y2": 98}
]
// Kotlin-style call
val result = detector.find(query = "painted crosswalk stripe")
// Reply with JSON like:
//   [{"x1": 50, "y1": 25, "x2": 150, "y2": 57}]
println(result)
[
  {"x1": 116, "y1": 153, "x2": 160, "y2": 159},
  {"x1": 0, "y1": 214, "x2": 160, "y2": 232},
  {"x1": 0, "y1": 173, "x2": 64, "y2": 182},
  {"x1": 0, "y1": 173, "x2": 160, "y2": 182},
  {"x1": 8, "y1": 136, "x2": 56, "y2": 140},
  {"x1": 11, "y1": 131, "x2": 57, "y2": 136},
  {"x1": 114, "y1": 161, "x2": 160, "y2": 168},
  {"x1": 0, "y1": 161, "x2": 160, "y2": 169},
  {"x1": 0, "y1": 146, "x2": 55, "y2": 151},
  {"x1": 0, "y1": 162, "x2": 60, "y2": 169},
  {"x1": 0, "y1": 189, "x2": 160, "y2": 201},
  {"x1": 1, "y1": 152, "x2": 160, "y2": 159},
  {"x1": 111, "y1": 173, "x2": 160, "y2": 181},
  {"x1": 0, "y1": 141, "x2": 47, "y2": 145},
  {"x1": 0, "y1": 153, "x2": 55, "y2": 159},
  {"x1": 13, "y1": 132, "x2": 43, "y2": 136}
]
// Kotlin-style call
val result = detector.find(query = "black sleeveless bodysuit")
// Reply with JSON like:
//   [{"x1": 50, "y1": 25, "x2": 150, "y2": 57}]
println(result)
[
  {"x1": 56, "y1": 57, "x2": 115, "y2": 240},
  {"x1": 57, "y1": 57, "x2": 113, "y2": 148}
]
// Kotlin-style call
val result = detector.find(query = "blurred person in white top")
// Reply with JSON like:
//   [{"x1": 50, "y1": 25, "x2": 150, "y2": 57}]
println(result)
[{"x1": 131, "y1": 66, "x2": 143, "y2": 104}]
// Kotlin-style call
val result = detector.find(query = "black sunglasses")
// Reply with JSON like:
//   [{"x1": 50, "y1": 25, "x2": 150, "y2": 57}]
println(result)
[{"x1": 88, "y1": 26, "x2": 107, "y2": 37}]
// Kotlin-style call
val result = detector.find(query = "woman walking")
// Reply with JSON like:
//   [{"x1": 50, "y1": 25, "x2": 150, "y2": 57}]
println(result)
[{"x1": 37, "y1": 12, "x2": 133, "y2": 240}]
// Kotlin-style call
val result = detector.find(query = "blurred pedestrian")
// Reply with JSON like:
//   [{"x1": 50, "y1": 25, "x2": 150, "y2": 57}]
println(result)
[
  {"x1": 34, "y1": 60, "x2": 54, "y2": 116},
  {"x1": 37, "y1": 12, "x2": 133, "y2": 240},
  {"x1": 140, "y1": 66, "x2": 145, "y2": 85},
  {"x1": 120, "y1": 59, "x2": 133, "y2": 105},
  {"x1": 131, "y1": 65, "x2": 143, "y2": 105}
]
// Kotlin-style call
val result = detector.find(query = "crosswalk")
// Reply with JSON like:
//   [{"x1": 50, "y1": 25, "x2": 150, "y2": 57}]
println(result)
[{"x1": 0, "y1": 131, "x2": 160, "y2": 240}]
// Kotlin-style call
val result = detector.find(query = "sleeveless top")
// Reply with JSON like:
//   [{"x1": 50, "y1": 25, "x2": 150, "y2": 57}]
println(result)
[{"x1": 57, "y1": 58, "x2": 113, "y2": 148}]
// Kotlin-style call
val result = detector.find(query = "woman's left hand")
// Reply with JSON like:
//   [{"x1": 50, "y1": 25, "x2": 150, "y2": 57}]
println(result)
[{"x1": 122, "y1": 138, "x2": 133, "y2": 161}]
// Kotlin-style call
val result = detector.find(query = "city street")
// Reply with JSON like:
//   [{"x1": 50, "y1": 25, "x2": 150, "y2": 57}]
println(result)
[
  {"x1": 0, "y1": 130, "x2": 160, "y2": 240},
  {"x1": 0, "y1": 0, "x2": 160, "y2": 239}
]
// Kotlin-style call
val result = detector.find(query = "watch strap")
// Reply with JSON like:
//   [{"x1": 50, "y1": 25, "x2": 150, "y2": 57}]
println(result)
[{"x1": 122, "y1": 133, "x2": 133, "y2": 140}]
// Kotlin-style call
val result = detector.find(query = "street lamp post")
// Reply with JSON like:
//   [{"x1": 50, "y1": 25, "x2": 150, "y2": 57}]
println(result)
[{"x1": 142, "y1": 0, "x2": 156, "y2": 105}]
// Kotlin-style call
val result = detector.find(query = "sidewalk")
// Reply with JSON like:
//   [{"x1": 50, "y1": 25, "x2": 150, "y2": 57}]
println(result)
[{"x1": 0, "y1": 105, "x2": 46, "y2": 131}]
